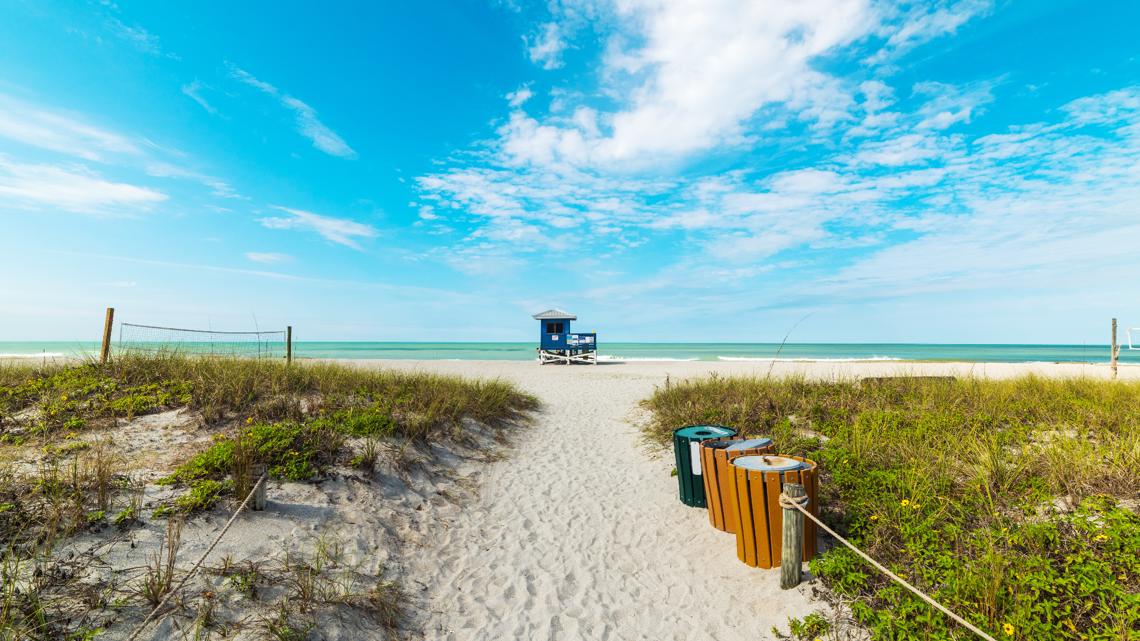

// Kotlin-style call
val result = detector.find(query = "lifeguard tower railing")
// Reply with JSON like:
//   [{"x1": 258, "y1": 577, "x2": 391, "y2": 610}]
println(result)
[{"x1": 538, "y1": 332, "x2": 597, "y2": 364}]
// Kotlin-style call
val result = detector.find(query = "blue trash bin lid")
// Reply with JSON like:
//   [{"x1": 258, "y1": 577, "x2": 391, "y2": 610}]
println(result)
[
  {"x1": 674, "y1": 425, "x2": 737, "y2": 439},
  {"x1": 725, "y1": 437, "x2": 772, "y2": 452},
  {"x1": 732, "y1": 455, "x2": 803, "y2": 472}
]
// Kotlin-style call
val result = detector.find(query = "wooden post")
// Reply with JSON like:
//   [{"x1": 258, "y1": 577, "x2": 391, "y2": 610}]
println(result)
[
  {"x1": 1112, "y1": 318, "x2": 1119, "y2": 379},
  {"x1": 251, "y1": 464, "x2": 267, "y2": 511},
  {"x1": 99, "y1": 307, "x2": 115, "y2": 365},
  {"x1": 780, "y1": 483, "x2": 806, "y2": 590},
  {"x1": 286, "y1": 326, "x2": 293, "y2": 365}
]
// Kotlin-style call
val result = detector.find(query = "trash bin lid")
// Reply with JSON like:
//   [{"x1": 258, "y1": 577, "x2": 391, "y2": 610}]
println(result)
[
  {"x1": 675, "y1": 425, "x2": 737, "y2": 439},
  {"x1": 725, "y1": 438, "x2": 772, "y2": 452},
  {"x1": 732, "y1": 455, "x2": 803, "y2": 472}
]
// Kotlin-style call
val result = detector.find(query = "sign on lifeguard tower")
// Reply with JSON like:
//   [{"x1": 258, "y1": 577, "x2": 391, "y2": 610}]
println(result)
[{"x1": 533, "y1": 309, "x2": 598, "y2": 365}]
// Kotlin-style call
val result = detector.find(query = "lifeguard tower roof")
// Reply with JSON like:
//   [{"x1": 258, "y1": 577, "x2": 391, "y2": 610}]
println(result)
[{"x1": 532, "y1": 308, "x2": 577, "y2": 321}]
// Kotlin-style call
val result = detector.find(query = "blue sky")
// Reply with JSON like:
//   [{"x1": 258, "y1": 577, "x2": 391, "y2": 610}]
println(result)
[{"x1": 1, "y1": 0, "x2": 1139, "y2": 343}]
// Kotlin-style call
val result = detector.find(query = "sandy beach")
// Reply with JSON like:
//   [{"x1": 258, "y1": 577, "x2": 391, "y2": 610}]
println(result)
[
  {"x1": 4, "y1": 356, "x2": 1133, "y2": 640},
  {"x1": 349, "y1": 358, "x2": 1136, "y2": 640}
]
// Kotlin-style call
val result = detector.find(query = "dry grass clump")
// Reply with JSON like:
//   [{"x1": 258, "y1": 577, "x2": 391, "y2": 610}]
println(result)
[
  {"x1": 0, "y1": 353, "x2": 537, "y2": 639},
  {"x1": 642, "y1": 374, "x2": 1140, "y2": 640}
]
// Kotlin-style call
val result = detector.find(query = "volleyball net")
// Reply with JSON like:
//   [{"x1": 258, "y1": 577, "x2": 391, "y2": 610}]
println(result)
[{"x1": 117, "y1": 323, "x2": 289, "y2": 359}]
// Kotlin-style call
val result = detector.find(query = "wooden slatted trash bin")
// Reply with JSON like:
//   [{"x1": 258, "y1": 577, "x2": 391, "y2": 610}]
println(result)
[
  {"x1": 672, "y1": 425, "x2": 737, "y2": 507},
  {"x1": 728, "y1": 455, "x2": 819, "y2": 569},
  {"x1": 699, "y1": 438, "x2": 775, "y2": 532}
]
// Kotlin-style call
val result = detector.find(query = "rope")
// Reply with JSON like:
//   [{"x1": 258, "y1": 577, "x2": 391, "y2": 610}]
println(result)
[
  {"x1": 781, "y1": 494, "x2": 998, "y2": 641},
  {"x1": 778, "y1": 494, "x2": 809, "y2": 509},
  {"x1": 119, "y1": 323, "x2": 286, "y2": 337},
  {"x1": 125, "y1": 474, "x2": 267, "y2": 641}
]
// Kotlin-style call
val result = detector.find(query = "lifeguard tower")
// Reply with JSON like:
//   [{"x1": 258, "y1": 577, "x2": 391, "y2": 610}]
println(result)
[{"x1": 533, "y1": 309, "x2": 597, "y2": 364}]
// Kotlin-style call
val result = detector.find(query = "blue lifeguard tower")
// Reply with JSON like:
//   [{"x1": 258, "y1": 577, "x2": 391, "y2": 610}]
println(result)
[{"x1": 533, "y1": 309, "x2": 597, "y2": 364}]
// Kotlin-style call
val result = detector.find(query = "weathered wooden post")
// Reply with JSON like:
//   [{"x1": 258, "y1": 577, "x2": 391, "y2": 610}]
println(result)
[
  {"x1": 100, "y1": 307, "x2": 115, "y2": 365},
  {"x1": 1112, "y1": 318, "x2": 1119, "y2": 379},
  {"x1": 251, "y1": 464, "x2": 267, "y2": 511},
  {"x1": 780, "y1": 483, "x2": 806, "y2": 589},
  {"x1": 286, "y1": 326, "x2": 293, "y2": 365}
]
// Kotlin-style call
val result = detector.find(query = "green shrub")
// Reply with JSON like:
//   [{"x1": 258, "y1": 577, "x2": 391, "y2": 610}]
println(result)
[{"x1": 642, "y1": 375, "x2": 1140, "y2": 639}]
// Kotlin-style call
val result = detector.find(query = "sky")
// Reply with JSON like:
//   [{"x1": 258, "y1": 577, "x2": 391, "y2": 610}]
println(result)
[{"x1": 1, "y1": 0, "x2": 1139, "y2": 343}]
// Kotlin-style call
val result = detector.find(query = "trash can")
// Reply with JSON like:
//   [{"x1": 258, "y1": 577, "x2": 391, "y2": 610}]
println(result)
[
  {"x1": 699, "y1": 438, "x2": 775, "y2": 532},
  {"x1": 727, "y1": 455, "x2": 818, "y2": 569},
  {"x1": 673, "y1": 425, "x2": 738, "y2": 507}
]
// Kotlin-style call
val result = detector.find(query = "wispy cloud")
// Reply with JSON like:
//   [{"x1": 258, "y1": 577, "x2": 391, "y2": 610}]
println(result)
[
  {"x1": 228, "y1": 64, "x2": 357, "y2": 159},
  {"x1": 866, "y1": 0, "x2": 992, "y2": 65},
  {"x1": 104, "y1": 16, "x2": 179, "y2": 59},
  {"x1": 258, "y1": 206, "x2": 377, "y2": 248},
  {"x1": 0, "y1": 155, "x2": 167, "y2": 214},
  {"x1": 181, "y1": 80, "x2": 217, "y2": 115},
  {"x1": 0, "y1": 94, "x2": 141, "y2": 161},
  {"x1": 244, "y1": 251, "x2": 292, "y2": 264},
  {"x1": 145, "y1": 162, "x2": 243, "y2": 199}
]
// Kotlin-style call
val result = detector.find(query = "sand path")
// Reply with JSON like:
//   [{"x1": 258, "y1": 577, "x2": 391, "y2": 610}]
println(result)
[{"x1": 393, "y1": 362, "x2": 824, "y2": 641}]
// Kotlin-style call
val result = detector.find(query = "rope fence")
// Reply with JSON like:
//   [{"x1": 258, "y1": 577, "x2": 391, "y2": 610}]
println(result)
[
  {"x1": 779, "y1": 492, "x2": 999, "y2": 641},
  {"x1": 125, "y1": 474, "x2": 268, "y2": 641}
]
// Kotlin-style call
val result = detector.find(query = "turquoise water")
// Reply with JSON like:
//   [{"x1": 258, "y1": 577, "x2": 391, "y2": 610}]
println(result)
[{"x1": 0, "y1": 341, "x2": 1136, "y2": 364}]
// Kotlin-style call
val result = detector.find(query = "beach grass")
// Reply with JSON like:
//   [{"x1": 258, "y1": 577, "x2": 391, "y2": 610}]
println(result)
[
  {"x1": 642, "y1": 374, "x2": 1140, "y2": 640},
  {"x1": 0, "y1": 352, "x2": 538, "y2": 640}
]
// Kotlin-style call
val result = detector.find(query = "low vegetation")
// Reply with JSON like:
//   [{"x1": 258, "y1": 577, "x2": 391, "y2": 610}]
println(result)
[
  {"x1": 0, "y1": 352, "x2": 538, "y2": 639},
  {"x1": 642, "y1": 374, "x2": 1140, "y2": 640}
]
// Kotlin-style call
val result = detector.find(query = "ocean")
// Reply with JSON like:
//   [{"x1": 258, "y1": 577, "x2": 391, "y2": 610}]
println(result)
[{"x1": 0, "y1": 341, "x2": 1135, "y2": 364}]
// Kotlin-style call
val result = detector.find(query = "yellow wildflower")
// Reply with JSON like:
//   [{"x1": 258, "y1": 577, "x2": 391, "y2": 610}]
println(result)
[
  {"x1": 1094, "y1": 534, "x2": 1108, "y2": 542},
  {"x1": 870, "y1": 515, "x2": 879, "y2": 521},
  {"x1": 1003, "y1": 623, "x2": 1014, "y2": 636},
  {"x1": 900, "y1": 499, "x2": 910, "y2": 507},
  {"x1": 246, "y1": 416, "x2": 254, "y2": 425},
  {"x1": 911, "y1": 502, "x2": 920, "y2": 509},
  {"x1": 60, "y1": 394, "x2": 68, "y2": 401},
  {"x1": 1065, "y1": 620, "x2": 1077, "y2": 632}
]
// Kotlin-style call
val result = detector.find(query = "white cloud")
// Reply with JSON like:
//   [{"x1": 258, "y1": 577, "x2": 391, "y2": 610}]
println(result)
[
  {"x1": 229, "y1": 65, "x2": 357, "y2": 159},
  {"x1": 105, "y1": 17, "x2": 166, "y2": 57},
  {"x1": 506, "y1": 86, "x2": 534, "y2": 107},
  {"x1": 0, "y1": 94, "x2": 141, "y2": 161},
  {"x1": 145, "y1": 162, "x2": 243, "y2": 199},
  {"x1": 415, "y1": 0, "x2": 1139, "y2": 323},
  {"x1": 527, "y1": 22, "x2": 567, "y2": 69},
  {"x1": 913, "y1": 80, "x2": 996, "y2": 130},
  {"x1": 258, "y1": 206, "x2": 378, "y2": 249},
  {"x1": 867, "y1": 0, "x2": 991, "y2": 64},
  {"x1": 505, "y1": 0, "x2": 878, "y2": 167},
  {"x1": 181, "y1": 81, "x2": 217, "y2": 115},
  {"x1": 0, "y1": 156, "x2": 167, "y2": 214},
  {"x1": 244, "y1": 252, "x2": 293, "y2": 264}
]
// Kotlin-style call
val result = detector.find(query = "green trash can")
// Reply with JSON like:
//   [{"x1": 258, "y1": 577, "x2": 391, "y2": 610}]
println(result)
[{"x1": 673, "y1": 425, "x2": 738, "y2": 507}]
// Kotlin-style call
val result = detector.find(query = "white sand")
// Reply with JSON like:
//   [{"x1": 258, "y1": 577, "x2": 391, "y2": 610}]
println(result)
[
  {"x1": 37, "y1": 358, "x2": 1135, "y2": 639},
  {"x1": 368, "y1": 359, "x2": 1137, "y2": 640}
]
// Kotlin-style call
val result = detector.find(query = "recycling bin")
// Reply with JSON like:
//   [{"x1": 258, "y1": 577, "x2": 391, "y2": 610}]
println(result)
[
  {"x1": 672, "y1": 425, "x2": 737, "y2": 507},
  {"x1": 727, "y1": 455, "x2": 819, "y2": 569},
  {"x1": 699, "y1": 437, "x2": 775, "y2": 532}
]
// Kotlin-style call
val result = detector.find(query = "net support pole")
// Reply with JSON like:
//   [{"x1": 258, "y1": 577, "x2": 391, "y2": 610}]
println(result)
[
  {"x1": 1112, "y1": 318, "x2": 1119, "y2": 379},
  {"x1": 780, "y1": 483, "x2": 806, "y2": 589},
  {"x1": 100, "y1": 307, "x2": 115, "y2": 365},
  {"x1": 286, "y1": 326, "x2": 293, "y2": 365}
]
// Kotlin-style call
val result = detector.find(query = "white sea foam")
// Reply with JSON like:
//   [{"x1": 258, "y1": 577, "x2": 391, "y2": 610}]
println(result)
[
  {"x1": 717, "y1": 355, "x2": 904, "y2": 362},
  {"x1": 597, "y1": 355, "x2": 700, "y2": 362},
  {"x1": 0, "y1": 352, "x2": 67, "y2": 359}
]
